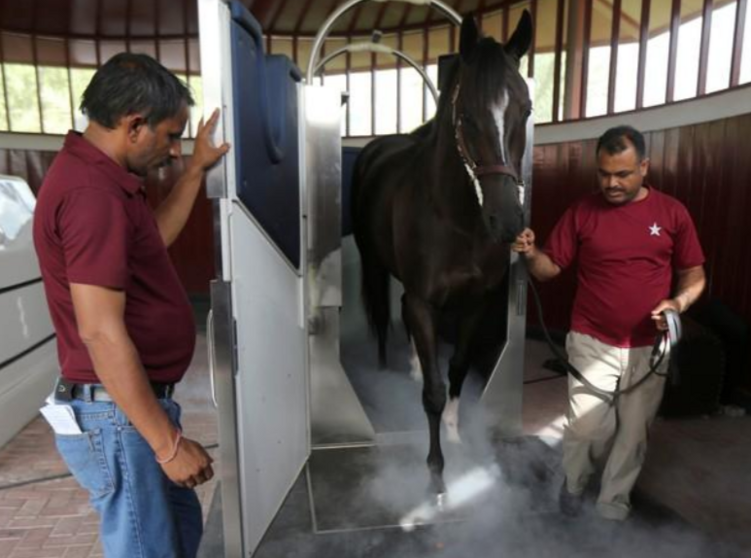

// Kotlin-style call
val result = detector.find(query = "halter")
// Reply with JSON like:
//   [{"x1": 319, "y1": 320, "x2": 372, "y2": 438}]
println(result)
[{"x1": 451, "y1": 81, "x2": 524, "y2": 207}]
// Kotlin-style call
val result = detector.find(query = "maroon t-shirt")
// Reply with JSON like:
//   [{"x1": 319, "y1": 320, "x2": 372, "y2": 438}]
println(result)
[
  {"x1": 33, "y1": 132, "x2": 196, "y2": 383},
  {"x1": 545, "y1": 187, "x2": 705, "y2": 348}
]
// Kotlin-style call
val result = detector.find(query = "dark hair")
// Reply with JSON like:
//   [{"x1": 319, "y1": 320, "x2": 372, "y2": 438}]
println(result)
[
  {"x1": 81, "y1": 53, "x2": 194, "y2": 129},
  {"x1": 596, "y1": 125, "x2": 646, "y2": 161}
]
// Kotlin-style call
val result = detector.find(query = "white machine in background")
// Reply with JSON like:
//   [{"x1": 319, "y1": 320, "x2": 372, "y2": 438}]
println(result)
[{"x1": 0, "y1": 175, "x2": 57, "y2": 449}]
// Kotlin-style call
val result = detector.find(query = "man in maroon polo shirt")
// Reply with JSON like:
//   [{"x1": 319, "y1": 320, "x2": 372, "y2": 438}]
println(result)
[
  {"x1": 513, "y1": 125, "x2": 706, "y2": 521},
  {"x1": 33, "y1": 53, "x2": 229, "y2": 557}
]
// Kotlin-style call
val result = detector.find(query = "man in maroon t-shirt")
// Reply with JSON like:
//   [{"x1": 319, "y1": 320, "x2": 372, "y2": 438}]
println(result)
[
  {"x1": 513, "y1": 126, "x2": 705, "y2": 521},
  {"x1": 33, "y1": 53, "x2": 229, "y2": 557}
]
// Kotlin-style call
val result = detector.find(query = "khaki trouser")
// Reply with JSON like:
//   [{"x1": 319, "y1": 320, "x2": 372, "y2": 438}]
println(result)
[{"x1": 562, "y1": 331, "x2": 668, "y2": 520}]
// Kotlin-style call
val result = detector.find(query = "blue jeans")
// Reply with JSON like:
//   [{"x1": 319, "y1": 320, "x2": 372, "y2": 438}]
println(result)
[{"x1": 54, "y1": 396, "x2": 203, "y2": 558}]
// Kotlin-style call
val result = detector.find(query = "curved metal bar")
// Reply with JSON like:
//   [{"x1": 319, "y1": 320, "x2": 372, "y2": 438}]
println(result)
[
  {"x1": 305, "y1": 0, "x2": 462, "y2": 83},
  {"x1": 313, "y1": 42, "x2": 439, "y2": 103}
]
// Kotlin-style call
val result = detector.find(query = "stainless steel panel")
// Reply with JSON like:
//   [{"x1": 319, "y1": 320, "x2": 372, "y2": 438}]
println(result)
[
  {"x1": 304, "y1": 85, "x2": 375, "y2": 447},
  {"x1": 480, "y1": 80, "x2": 535, "y2": 435},
  {"x1": 310, "y1": 307, "x2": 375, "y2": 446},
  {"x1": 305, "y1": 85, "x2": 343, "y2": 310},
  {"x1": 231, "y1": 208, "x2": 309, "y2": 553},
  {"x1": 209, "y1": 281, "x2": 244, "y2": 558}
]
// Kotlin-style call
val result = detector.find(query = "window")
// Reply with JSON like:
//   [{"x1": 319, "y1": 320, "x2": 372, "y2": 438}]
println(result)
[
  {"x1": 585, "y1": 4, "x2": 612, "y2": 118},
  {"x1": 70, "y1": 67, "x2": 95, "y2": 131},
  {"x1": 5, "y1": 64, "x2": 41, "y2": 132},
  {"x1": 349, "y1": 71, "x2": 372, "y2": 136},
  {"x1": 38, "y1": 66, "x2": 72, "y2": 134},
  {"x1": 399, "y1": 67, "x2": 423, "y2": 133},
  {"x1": 374, "y1": 68, "x2": 397, "y2": 135},
  {"x1": 586, "y1": 46, "x2": 610, "y2": 117},
  {"x1": 706, "y1": 2, "x2": 737, "y2": 93},
  {"x1": 674, "y1": 12, "x2": 702, "y2": 101},
  {"x1": 643, "y1": 30, "x2": 669, "y2": 108}
]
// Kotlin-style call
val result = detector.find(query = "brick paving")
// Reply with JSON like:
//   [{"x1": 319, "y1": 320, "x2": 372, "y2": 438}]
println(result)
[{"x1": 0, "y1": 335, "x2": 218, "y2": 558}]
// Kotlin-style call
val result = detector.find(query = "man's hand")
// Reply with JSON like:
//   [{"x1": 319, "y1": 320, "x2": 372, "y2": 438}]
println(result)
[
  {"x1": 651, "y1": 299, "x2": 682, "y2": 331},
  {"x1": 512, "y1": 228, "x2": 537, "y2": 258},
  {"x1": 161, "y1": 436, "x2": 215, "y2": 488},
  {"x1": 189, "y1": 108, "x2": 231, "y2": 173}
]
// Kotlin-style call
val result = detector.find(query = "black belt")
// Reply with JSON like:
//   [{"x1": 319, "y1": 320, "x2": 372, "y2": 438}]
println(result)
[{"x1": 55, "y1": 378, "x2": 175, "y2": 402}]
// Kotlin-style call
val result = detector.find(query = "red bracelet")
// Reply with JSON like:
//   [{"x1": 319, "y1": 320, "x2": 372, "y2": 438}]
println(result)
[{"x1": 155, "y1": 430, "x2": 183, "y2": 464}]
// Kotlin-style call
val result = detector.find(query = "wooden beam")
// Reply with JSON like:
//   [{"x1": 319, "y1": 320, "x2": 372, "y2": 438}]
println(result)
[
  {"x1": 397, "y1": 31, "x2": 402, "y2": 132},
  {"x1": 607, "y1": 0, "x2": 622, "y2": 114},
  {"x1": 422, "y1": 25, "x2": 429, "y2": 122},
  {"x1": 563, "y1": 0, "x2": 587, "y2": 120},
  {"x1": 730, "y1": 0, "x2": 747, "y2": 87},
  {"x1": 665, "y1": 0, "x2": 681, "y2": 102},
  {"x1": 267, "y1": 0, "x2": 290, "y2": 34},
  {"x1": 502, "y1": 3, "x2": 510, "y2": 42},
  {"x1": 552, "y1": 0, "x2": 565, "y2": 122},
  {"x1": 697, "y1": 0, "x2": 713, "y2": 96},
  {"x1": 579, "y1": 0, "x2": 593, "y2": 117},
  {"x1": 635, "y1": 0, "x2": 650, "y2": 109},
  {"x1": 95, "y1": 0, "x2": 103, "y2": 65}
]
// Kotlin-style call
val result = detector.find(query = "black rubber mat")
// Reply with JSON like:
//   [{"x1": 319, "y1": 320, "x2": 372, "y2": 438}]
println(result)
[{"x1": 202, "y1": 436, "x2": 745, "y2": 558}]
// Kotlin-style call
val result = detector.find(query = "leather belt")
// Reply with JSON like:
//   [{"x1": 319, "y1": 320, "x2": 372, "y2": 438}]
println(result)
[{"x1": 56, "y1": 378, "x2": 175, "y2": 402}]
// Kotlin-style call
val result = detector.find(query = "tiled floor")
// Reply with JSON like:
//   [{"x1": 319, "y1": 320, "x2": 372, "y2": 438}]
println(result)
[
  {"x1": 0, "y1": 336, "x2": 219, "y2": 558},
  {"x1": 1, "y1": 336, "x2": 749, "y2": 557}
]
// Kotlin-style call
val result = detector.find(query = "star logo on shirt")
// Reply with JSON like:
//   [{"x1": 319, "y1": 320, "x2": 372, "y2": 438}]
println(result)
[{"x1": 649, "y1": 223, "x2": 662, "y2": 237}]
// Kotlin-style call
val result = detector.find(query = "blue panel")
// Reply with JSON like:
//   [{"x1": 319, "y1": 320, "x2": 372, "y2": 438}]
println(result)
[
  {"x1": 341, "y1": 146, "x2": 361, "y2": 238},
  {"x1": 229, "y1": 2, "x2": 302, "y2": 270}
]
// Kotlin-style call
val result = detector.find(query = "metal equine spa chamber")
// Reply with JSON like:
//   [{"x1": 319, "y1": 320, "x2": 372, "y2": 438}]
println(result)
[{"x1": 200, "y1": 1, "x2": 533, "y2": 555}]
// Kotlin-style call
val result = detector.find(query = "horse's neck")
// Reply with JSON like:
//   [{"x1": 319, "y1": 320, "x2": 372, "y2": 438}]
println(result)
[{"x1": 423, "y1": 115, "x2": 481, "y2": 229}]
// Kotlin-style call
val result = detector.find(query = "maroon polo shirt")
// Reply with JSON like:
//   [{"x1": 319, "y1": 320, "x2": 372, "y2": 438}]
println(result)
[
  {"x1": 544, "y1": 187, "x2": 705, "y2": 348},
  {"x1": 33, "y1": 131, "x2": 196, "y2": 384}
]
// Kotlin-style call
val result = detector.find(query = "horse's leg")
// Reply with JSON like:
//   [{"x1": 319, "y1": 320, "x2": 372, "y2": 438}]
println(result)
[
  {"x1": 403, "y1": 293, "x2": 446, "y2": 495},
  {"x1": 409, "y1": 339, "x2": 423, "y2": 383},
  {"x1": 444, "y1": 304, "x2": 485, "y2": 444},
  {"x1": 402, "y1": 294, "x2": 423, "y2": 383}
]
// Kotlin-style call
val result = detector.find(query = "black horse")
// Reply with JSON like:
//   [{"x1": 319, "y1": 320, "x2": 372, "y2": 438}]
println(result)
[{"x1": 351, "y1": 13, "x2": 533, "y2": 496}]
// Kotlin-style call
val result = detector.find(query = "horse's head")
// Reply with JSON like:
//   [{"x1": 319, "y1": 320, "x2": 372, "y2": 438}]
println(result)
[{"x1": 452, "y1": 12, "x2": 533, "y2": 243}]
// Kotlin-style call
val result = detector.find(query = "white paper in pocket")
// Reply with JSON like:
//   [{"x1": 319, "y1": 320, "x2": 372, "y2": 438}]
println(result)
[{"x1": 40, "y1": 398, "x2": 83, "y2": 435}]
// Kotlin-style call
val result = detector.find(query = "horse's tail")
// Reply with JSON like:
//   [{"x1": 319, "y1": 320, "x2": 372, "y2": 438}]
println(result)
[
  {"x1": 359, "y1": 240, "x2": 391, "y2": 369},
  {"x1": 352, "y1": 149, "x2": 391, "y2": 369}
]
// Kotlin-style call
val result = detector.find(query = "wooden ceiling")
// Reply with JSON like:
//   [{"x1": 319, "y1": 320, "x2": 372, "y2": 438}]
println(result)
[{"x1": 0, "y1": 0, "x2": 513, "y2": 39}]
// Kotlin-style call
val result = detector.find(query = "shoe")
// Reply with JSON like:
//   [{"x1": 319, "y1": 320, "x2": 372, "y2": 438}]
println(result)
[{"x1": 559, "y1": 482, "x2": 584, "y2": 517}]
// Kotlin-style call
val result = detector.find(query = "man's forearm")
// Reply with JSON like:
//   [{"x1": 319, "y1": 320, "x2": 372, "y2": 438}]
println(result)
[
  {"x1": 524, "y1": 247, "x2": 562, "y2": 282},
  {"x1": 673, "y1": 266, "x2": 706, "y2": 313},
  {"x1": 82, "y1": 329, "x2": 177, "y2": 459},
  {"x1": 154, "y1": 164, "x2": 205, "y2": 247}
]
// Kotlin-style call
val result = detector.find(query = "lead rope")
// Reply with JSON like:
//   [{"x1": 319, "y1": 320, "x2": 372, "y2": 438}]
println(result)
[{"x1": 523, "y1": 264, "x2": 682, "y2": 403}]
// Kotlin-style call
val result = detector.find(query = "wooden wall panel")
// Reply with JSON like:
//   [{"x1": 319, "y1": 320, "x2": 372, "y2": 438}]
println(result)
[
  {"x1": 530, "y1": 113, "x2": 751, "y2": 342},
  {"x1": 8, "y1": 111, "x2": 751, "y2": 320},
  {"x1": 0, "y1": 149, "x2": 214, "y2": 297}
]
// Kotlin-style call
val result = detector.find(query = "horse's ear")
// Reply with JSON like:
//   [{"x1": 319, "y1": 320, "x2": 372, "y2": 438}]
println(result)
[
  {"x1": 459, "y1": 15, "x2": 480, "y2": 62},
  {"x1": 505, "y1": 10, "x2": 533, "y2": 61}
]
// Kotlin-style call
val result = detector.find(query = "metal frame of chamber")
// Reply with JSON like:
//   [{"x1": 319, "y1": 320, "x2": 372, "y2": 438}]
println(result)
[{"x1": 200, "y1": 1, "x2": 534, "y2": 555}]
